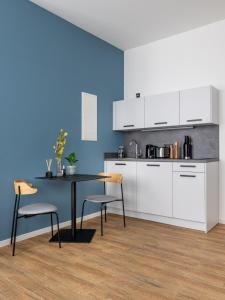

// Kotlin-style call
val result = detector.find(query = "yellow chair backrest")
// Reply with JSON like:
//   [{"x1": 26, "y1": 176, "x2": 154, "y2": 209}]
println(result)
[
  {"x1": 97, "y1": 172, "x2": 122, "y2": 184},
  {"x1": 14, "y1": 180, "x2": 38, "y2": 195}
]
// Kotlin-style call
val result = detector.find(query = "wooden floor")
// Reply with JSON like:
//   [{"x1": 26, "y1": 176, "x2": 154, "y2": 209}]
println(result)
[{"x1": 1, "y1": 215, "x2": 225, "y2": 299}]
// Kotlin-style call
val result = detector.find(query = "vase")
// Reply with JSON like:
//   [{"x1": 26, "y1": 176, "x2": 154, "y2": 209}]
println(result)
[
  {"x1": 66, "y1": 165, "x2": 76, "y2": 176},
  {"x1": 56, "y1": 158, "x2": 63, "y2": 177}
]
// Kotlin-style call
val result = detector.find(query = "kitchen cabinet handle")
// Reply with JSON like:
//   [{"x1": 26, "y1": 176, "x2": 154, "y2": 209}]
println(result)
[
  {"x1": 180, "y1": 174, "x2": 196, "y2": 178},
  {"x1": 186, "y1": 118, "x2": 203, "y2": 122},
  {"x1": 154, "y1": 122, "x2": 168, "y2": 125},
  {"x1": 146, "y1": 164, "x2": 160, "y2": 167},
  {"x1": 123, "y1": 125, "x2": 134, "y2": 128},
  {"x1": 115, "y1": 163, "x2": 126, "y2": 166},
  {"x1": 180, "y1": 165, "x2": 196, "y2": 168}
]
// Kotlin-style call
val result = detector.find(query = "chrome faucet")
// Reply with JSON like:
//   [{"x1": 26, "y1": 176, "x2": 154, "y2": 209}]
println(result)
[{"x1": 129, "y1": 139, "x2": 141, "y2": 158}]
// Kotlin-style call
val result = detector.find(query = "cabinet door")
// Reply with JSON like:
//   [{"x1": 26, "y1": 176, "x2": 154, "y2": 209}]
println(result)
[
  {"x1": 137, "y1": 162, "x2": 172, "y2": 217},
  {"x1": 105, "y1": 161, "x2": 137, "y2": 211},
  {"x1": 113, "y1": 98, "x2": 145, "y2": 130},
  {"x1": 180, "y1": 86, "x2": 212, "y2": 125},
  {"x1": 145, "y1": 92, "x2": 180, "y2": 127},
  {"x1": 173, "y1": 172, "x2": 205, "y2": 222}
]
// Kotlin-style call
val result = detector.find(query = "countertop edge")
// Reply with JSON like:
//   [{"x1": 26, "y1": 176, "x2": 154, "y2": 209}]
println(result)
[{"x1": 104, "y1": 158, "x2": 219, "y2": 163}]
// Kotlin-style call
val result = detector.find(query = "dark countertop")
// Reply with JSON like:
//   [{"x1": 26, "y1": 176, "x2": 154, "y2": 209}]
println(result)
[{"x1": 104, "y1": 157, "x2": 219, "y2": 163}]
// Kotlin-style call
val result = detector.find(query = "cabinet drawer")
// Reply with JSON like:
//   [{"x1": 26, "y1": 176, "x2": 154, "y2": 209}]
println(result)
[{"x1": 173, "y1": 162, "x2": 205, "y2": 173}]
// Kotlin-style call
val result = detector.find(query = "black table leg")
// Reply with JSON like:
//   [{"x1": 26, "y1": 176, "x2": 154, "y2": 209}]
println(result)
[
  {"x1": 49, "y1": 181, "x2": 96, "y2": 243},
  {"x1": 71, "y1": 181, "x2": 76, "y2": 240}
]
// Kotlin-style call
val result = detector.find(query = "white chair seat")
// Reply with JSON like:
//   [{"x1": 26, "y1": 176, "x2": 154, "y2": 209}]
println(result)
[
  {"x1": 85, "y1": 195, "x2": 120, "y2": 203},
  {"x1": 18, "y1": 203, "x2": 57, "y2": 215}
]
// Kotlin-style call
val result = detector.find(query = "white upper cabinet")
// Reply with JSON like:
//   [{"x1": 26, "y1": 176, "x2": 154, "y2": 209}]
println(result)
[
  {"x1": 113, "y1": 97, "x2": 145, "y2": 130},
  {"x1": 113, "y1": 86, "x2": 219, "y2": 131},
  {"x1": 145, "y1": 91, "x2": 180, "y2": 127},
  {"x1": 180, "y1": 86, "x2": 219, "y2": 125}
]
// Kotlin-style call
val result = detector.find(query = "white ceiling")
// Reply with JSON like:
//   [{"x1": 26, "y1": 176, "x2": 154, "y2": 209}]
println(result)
[{"x1": 30, "y1": 0, "x2": 225, "y2": 50}]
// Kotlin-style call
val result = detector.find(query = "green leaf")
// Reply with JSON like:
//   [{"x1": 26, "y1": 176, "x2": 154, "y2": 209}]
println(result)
[{"x1": 65, "y1": 152, "x2": 78, "y2": 165}]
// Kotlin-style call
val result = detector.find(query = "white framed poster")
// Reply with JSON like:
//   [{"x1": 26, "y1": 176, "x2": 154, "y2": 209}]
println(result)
[{"x1": 81, "y1": 92, "x2": 97, "y2": 141}]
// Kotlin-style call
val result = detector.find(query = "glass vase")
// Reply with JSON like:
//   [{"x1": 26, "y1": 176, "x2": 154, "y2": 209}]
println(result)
[{"x1": 56, "y1": 158, "x2": 63, "y2": 177}]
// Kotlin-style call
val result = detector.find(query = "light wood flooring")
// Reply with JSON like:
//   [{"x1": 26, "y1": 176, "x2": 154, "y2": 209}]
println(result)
[{"x1": 1, "y1": 214, "x2": 225, "y2": 299}]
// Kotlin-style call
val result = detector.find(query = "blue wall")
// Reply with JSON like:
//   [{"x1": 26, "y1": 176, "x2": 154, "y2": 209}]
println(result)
[{"x1": 0, "y1": 0, "x2": 123, "y2": 241}]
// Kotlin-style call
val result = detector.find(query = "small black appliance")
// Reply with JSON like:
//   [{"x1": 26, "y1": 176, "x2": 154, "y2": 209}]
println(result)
[{"x1": 146, "y1": 144, "x2": 157, "y2": 158}]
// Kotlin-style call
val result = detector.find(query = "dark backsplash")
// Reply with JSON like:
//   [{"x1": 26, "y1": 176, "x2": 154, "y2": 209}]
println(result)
[{"x1": 122, "y1": 125, "x2": 219, "y2": 159}]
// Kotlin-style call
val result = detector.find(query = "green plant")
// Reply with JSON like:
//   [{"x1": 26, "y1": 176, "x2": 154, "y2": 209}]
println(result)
[
  {"x1": 53, "y1": 129, "x2": 68, "y2": 160},
  {"x1": 65, "y1": 152, "x2": 78, "y2": 166}
]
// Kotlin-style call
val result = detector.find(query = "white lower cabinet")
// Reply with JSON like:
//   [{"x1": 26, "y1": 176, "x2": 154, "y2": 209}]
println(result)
[
  {"x1": 105, "y1": 161, "x2": 137, "y2": 211},
  {"x1": 137, "y1": 162, "x2": 172, "y2": 217},
  {"x1": 104, "y1": 160, "x2": 219, "y2": 232},
  {"x1": 173, "y1": 172, "x2": 205, "y2": 222}
]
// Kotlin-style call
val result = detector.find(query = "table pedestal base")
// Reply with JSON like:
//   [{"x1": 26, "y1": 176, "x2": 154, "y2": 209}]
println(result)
[{"x1": 49, "y1": 229, "x2": 96, "y2": 243}]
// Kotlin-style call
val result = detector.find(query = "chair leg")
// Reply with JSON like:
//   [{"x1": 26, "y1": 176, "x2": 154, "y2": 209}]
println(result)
[
  {"x1": 80, "y1": 200, "x2": 86, "y2": 229},
  {"x1": 54, "y1": 213, "x2": 61, "y2": 248},
  {"x1": 101, "y1": 204, "x2": 103, "y2": 236},
  {"x1": 50, "y1": 213, "x2": 54, "y2": 238},
  {"x1": 104, "y1": 204, "x2": 107, "y2": 222},
  {"x1": 10, "y1": 197, "x2": 17, "y2": 245},
  {"x1": 12, "y1": 214, "x2": 19, "y2": 256},
  {"x1": 122, "y1": 199, "x2": 126, "y2": 228}
]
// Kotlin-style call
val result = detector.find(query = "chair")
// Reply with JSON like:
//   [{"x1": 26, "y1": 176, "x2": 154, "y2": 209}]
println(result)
[
  {"x1": 80, "y1": 173, "x2": 125, "y2": 236},
  {"x1": 11, "y1": 180, "x2": 61, "y2": 256}
]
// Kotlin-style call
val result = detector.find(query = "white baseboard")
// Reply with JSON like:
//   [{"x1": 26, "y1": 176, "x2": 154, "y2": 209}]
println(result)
[
  {"x1": 0, "y1": 211, "x2": 101, "y2": 248},
  {"x1": 219, "y1": 219, "x2": 225, "y2": 224},
  {"x1": 108, "y1": 207, "x2": 207, "y2": 232}
]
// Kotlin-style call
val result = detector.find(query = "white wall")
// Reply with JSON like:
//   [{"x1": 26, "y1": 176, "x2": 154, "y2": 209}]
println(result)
[{"x1": 124, "y1": 19, "x2": 225, "y2": 223}]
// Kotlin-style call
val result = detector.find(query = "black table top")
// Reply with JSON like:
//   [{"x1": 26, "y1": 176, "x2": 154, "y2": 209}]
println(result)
[{"x1": 36, "y1": 174, "x2": 108, "y2": 182}]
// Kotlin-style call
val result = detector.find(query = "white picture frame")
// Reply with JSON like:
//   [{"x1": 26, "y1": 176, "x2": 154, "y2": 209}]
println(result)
[{"x1": 81, "y1": 92, "x2": 97, "y2": 141}]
